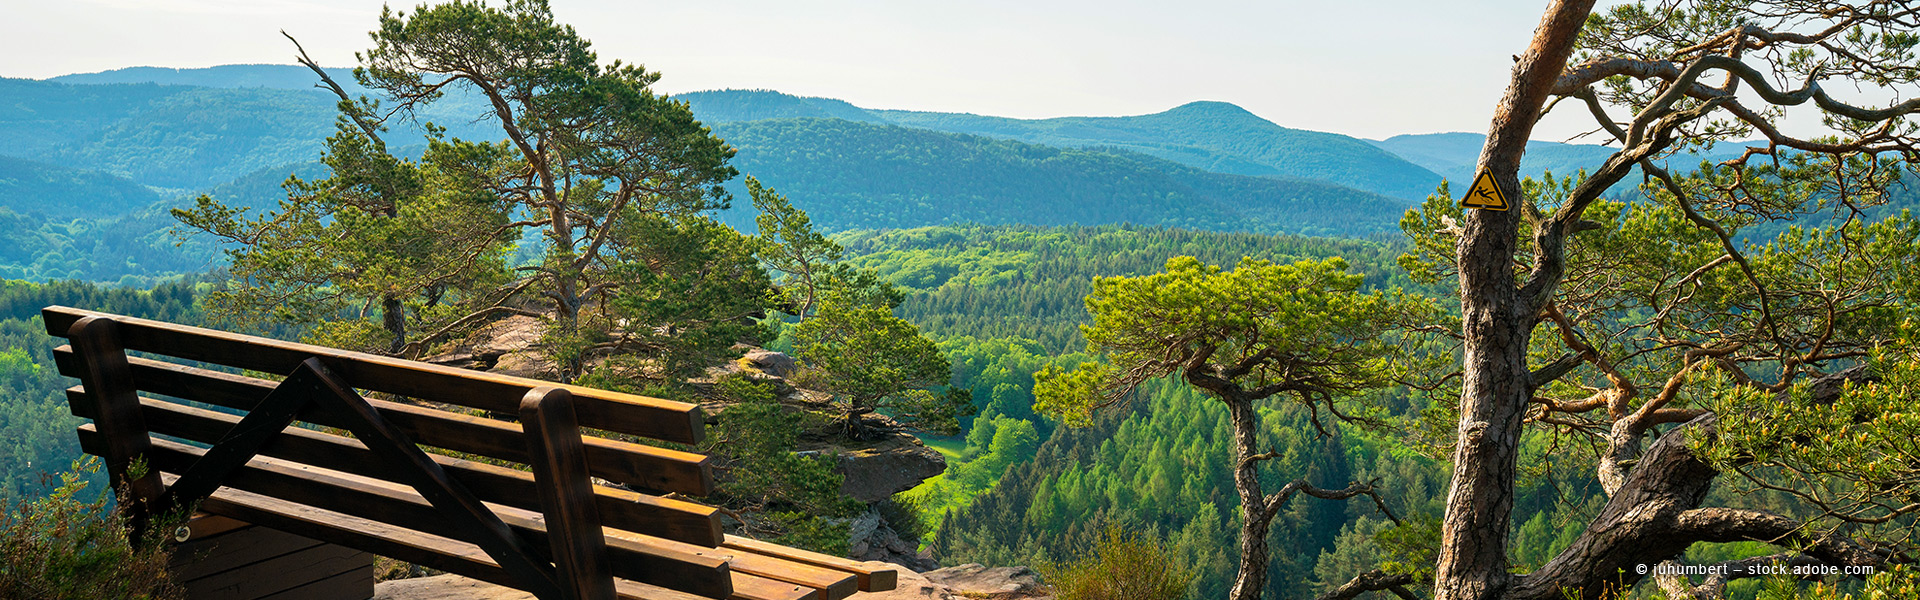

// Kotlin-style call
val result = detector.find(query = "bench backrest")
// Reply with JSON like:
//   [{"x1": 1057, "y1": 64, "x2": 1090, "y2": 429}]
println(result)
[{"x1": 44, "y1": 306, "x2": 894, "y2": 600}]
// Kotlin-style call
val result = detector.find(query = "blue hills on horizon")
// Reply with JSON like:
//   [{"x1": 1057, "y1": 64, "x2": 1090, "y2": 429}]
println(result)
[
  {"x1": 40, "y1": 63, "x2": 1740, "y2": 185},
  {"x1": 39, "y1": 64, "x2": 1677, "y2": 197},
  {"x1": 674, "y1": 89, "x2": 1450, "y2": 201},
  {"x1": 0, "y1": 63, "x2": 1767, "y2": 282}
]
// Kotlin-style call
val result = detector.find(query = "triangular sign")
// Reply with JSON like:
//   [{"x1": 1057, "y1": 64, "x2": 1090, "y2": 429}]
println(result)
[{"x1": 1459, "y1": 171, "x2": 1510, "y2": 211}]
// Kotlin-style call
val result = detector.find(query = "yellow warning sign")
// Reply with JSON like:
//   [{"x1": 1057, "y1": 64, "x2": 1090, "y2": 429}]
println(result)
[{"x1": 1459, "y1": 171, "x2": 1509, "y2": 211}]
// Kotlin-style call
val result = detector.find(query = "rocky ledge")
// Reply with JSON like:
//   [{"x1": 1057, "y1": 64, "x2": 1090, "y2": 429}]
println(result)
[
  {"x1": 372, "y1": 564, "x2": 1051, "y2": 600},
  {"x1": 853, "y1": 563, "x2": 1051, "y2": 600}
]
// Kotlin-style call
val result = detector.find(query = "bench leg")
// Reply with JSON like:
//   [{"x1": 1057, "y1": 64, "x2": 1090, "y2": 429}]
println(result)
[
  {"x1": 70, "y1": 316, "x2": 167, "y2": 544},
  {"x1": 521, "y1": 387, "x2": 615, "y2": 600}
]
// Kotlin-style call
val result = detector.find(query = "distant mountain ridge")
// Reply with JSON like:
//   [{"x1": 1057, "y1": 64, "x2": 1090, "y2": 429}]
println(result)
[
  {"x1": 676, "y1": 89, "x2": 1446, "y2": 201},
  {"x1": 708, "y1": 117, "x2": 1410, "y2": 237},
  {"x1": 42, "y1": 66, "x2": 1449, "y2": 201},
  {"x1": 676, "y1": 89, "x2": 890, "y2": 125},
  {"x1": 870, "y1": 101, "x2": 1446, "y2": 201},
  {"x1": 50, "y1": 64, "x2": 364, "y2": 92},
  {"x1": 36, "y1": 65, "x2": 1713, "y2": 198},
  {"x1": 14, "y1": 66, "x2": 1423, "y2": 229},
  {"x1": 1369, "y1": 132, "x2": 1755, "y2": 187}
]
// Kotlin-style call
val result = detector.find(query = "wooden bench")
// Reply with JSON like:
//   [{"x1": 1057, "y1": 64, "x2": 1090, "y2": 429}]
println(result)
[
  {"x1": 44, "y1": 306, "x2": 897, "y2": 600},
  {"x1": 167, "y1": 514, "x2": 376, "y2": 600}
]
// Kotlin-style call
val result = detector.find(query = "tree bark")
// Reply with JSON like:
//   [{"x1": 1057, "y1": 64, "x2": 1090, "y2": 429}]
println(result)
[
  {"x1": 1505, "y1": 415, "x2": 1882, "y2": 600},
  {"x1": 1227, "y1": 396, "x2": 1277, "y2": 600},
  {"x1": 1506, "y1": 416, "x2": 1720, "y2": 599},
  {"x1": 383, "y1": 295, "x2": 406, "y2": 354},
  {"x1": 1435, "y1": 2, "x2": 1596, "y2": 600},
  {"x1": 1318, "y1": 570, "x2": 1418, "y2": 600}
]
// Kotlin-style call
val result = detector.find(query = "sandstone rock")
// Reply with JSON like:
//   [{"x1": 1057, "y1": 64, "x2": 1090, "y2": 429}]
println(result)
[
  {"x1": 742, "y1": 350, "x2": 797, "y2": 378},
  {"x1": 372, "y1": 574, "x2": 533, "y2": 600},
  {"x1": 835, "y1": 436, "x2": 946, "y2": 504},
  {"x1": 847, "y1": 507, "x2": 938, "y2": 572},
  {"x1": 848, "y1": 562, "x2": 1052, "y2": 600},
  {"x1": 925, "y1": 564, "x2": 1047, "y2": 598},
  {"x1": 421, "y1": 314, "x2": 553, "y2": 377},
  {"x1": 848, "y1": 564, "x2": 954, "y2": 600},
  {"x1": 490, "y1": 349, "x2": 559, "y2": 380},
  {"x1": 373, "y1": 567, "x2": 1051, "y2": 600},
  {"x1": 479, "y1": 316, "x2": 543, "y2": 352}
]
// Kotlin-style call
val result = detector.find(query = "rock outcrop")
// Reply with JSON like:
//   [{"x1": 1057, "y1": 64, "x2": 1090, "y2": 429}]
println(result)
[
  {"x1": 848, "y1": 507, "x2": 938, "y2": 571},
  {"x1": 420, "y1": 314, "x2": 556, "y2": 379},
  {"x1": 373, "y1": 574, "x2": 532, "y2": 600},
  {"x1": 846, "y1": 563, "x2": 1052, "y2": 600},
  {"x1": 849, "y1": 567, "x2": 951, "y2": 600},
  {"x1": 741, "y1": 350, "x2": 798, "y2": 378},
  {"x1": 832, "y1": 434, "x2": 947, "y2": 504},
  {"x1": 924, "y1": 564, "x2": 1048, "y2": 598},
  {"x1": 376, "y1": 565, "x2": 1054, "y2": 600}
]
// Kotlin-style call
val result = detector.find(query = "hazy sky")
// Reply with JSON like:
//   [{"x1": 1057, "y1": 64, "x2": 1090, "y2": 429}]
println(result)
[{"x1": 1, "y1": 0, "x2": 1626, "y2": 141}]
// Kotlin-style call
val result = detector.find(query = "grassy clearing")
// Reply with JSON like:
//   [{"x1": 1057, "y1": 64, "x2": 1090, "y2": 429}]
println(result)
[{"x1": 916, "y1": 434, "x2": 967, "y2": 461}]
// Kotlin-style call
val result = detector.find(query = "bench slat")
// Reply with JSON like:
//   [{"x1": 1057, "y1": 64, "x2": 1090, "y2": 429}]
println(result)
[
  {"x1": 723, "y1": 536, "x2": 898, "y2": 593},
  {"x1": 185, "y1": 483, "x2": 724, "y2": 600},
  {"x1": 81, "y1": 427, "x2": 735, "y2": 600},
  {"x1": 85, "y1": 428, "x2": 847, "y2": 600},
  {"x1": 69, "y1": 391, "x2": 723, "y2": 547},
  {"x1": 630, "y1": 531, "x2": 856, "y2": 600},
  {"x1": 44, "y1": 306, "x2": 704, "y2": 445},
  {"x1": 54, "y1": 347, "x2": 716, "y2": 497}
]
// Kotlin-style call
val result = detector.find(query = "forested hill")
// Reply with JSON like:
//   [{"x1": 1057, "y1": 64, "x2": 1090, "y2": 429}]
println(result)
[
  {"x1": 871, "y1": 101, "x2": 1445, "y2": 201},
  {"x1": 0, "y1": 76, "x2": 487, "y2": 192},
  {"x1": 0, "y1": 156, "x2": 160, "y2": 219},
  {"x1": 711, "y1": 118, "x2": 1411, "y2": 237},
  {"x1": 0, "y1": 89, "x2": 1410, "y2": 281},
  {"x1": 678, "y1": 88, "x2": 1447, "y2": 201},
  {"x1": 1369, "y1": 131, "x2": 1753, "y2": 185},
  {"x1": 838, "y1": 224, "x2": 1436, "y2": 351},
  {"x1": 676, "y1": 89, "x2": 892, "y2": 125},
  {"x1": 0, "y1": 75, "x2": 341, "y2": 190},
  {"x1": 45, "y1": 68, "x2": 1447, "y2": 201},
  {"x1": 835, "y1": 224, "x2": 1457, "y2": 600}
]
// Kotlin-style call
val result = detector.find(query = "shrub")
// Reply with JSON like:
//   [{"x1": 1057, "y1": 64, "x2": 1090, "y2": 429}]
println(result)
[
  {"x1": 1039, "y1": 525, "x2": 1193, "y2": 600},
  {"x1": 705, "y1": 374, "x2": 861, "y2": 554},
  {"x1": 0, "y1": 458, "x2": 183, "y2": 600}
]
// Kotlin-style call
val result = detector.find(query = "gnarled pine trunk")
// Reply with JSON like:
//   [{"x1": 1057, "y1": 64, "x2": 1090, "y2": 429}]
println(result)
[
  {"x1": 1434, "y1": 2, "x2": 1596, "y2": 599},
  {"x1": 1226, "y1": 397, "x2": 1276, "y2": 600}
]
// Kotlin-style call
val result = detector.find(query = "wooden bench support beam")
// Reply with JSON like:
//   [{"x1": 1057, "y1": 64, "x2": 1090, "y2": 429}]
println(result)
[
  {"x1": 68, "y1": 316, "x2": 164, "y2": 541},
  {"x1": 156, "y1": 361, "x2": 325, "y2": 513},
  {"x1": 79, "y1": 428, "x2": 737, "y2": 599},
  {"x1": 296, "y1": 358, "x2": 565, "y2": 600},
  {"x1": 186, "y1": 485, "x2": 729, "y2": 600},
  {"x1": 522, "y1": 387, "x2": 616, "y2": 600}
]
